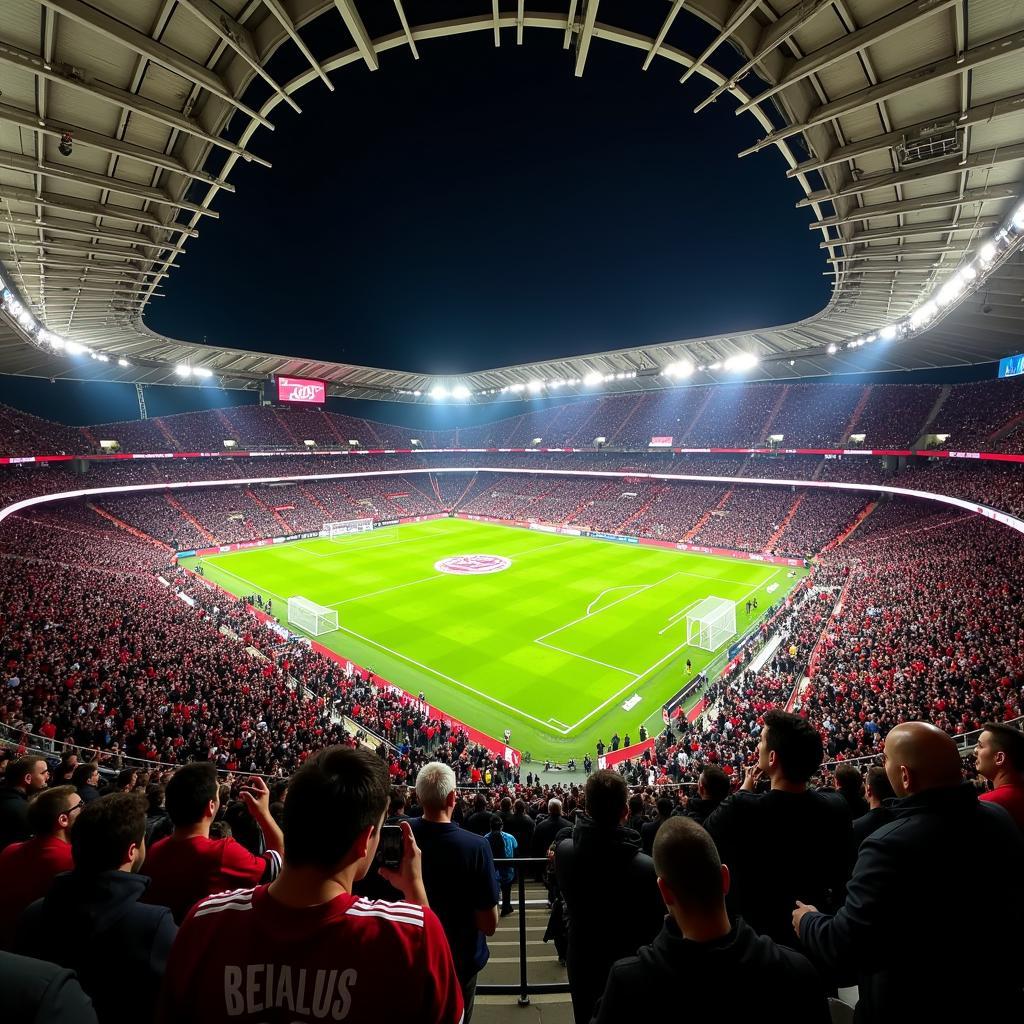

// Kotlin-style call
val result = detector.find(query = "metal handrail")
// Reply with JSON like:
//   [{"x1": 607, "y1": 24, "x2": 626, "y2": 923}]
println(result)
[{"x1": 478, "y1": 856, "x2": 569, "y2": 1006}]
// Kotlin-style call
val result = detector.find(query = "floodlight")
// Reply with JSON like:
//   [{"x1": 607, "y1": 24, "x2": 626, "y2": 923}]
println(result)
[
  {"x1": 174, "y1": 364, "x2": 192, "y2": 377},
  {"x1": 65, "y1": 341, "x2": 84, "y2": 355},
  {"x1": 978, "y1": 241, "x2": 996, "y2": 264},
  {"x1": 413, "y1": 390, "x2": 422, "y2": 396},
  {"x1": 880, "y1": 324, "x2": 898, "y2": 341},
  {"x1": 723, "y1": 353, "x2": 758, "y2": 371},
  {"x1": 430, "y1": 385, "x2": 448, "y2": 400},
  {"x1": 117, "y1": 358, "x2": 129, "y2": 367},
  {"x1": 97, "y1": 354, "x2": 110, "y2": 362},
  {"x1": 451, "y1": 384, "x2": 471, "y2": 400},
  {"x1": 960, "y1": 264, "x2": 977, "y2": 281},
  {"x1": 527, "y1": 380, "x2": 544, "y2": 394},
  {"x1": 827, "y1": 344, "x2": 837, "y2": 354},
  {"x1": 708, "y1": 362, "x2": 722, "y2": 371},
  {"x1": 583, "y1": 372, "x2": 603, "y2": 386},
  {"x1": 194, "y1": 366, "x2": 213, "y2": 379},
  {"x1": 1013, "y1": 203, "x2": 1024, "y2": 231}
]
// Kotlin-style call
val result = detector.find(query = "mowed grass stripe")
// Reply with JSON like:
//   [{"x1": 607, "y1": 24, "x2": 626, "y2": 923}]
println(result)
[{"x1": 185, "y1": 519, "x2": 804, "y2": 757}]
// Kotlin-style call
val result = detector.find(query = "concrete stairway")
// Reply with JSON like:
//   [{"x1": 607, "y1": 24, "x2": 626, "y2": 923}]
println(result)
[{"x1": 475, "y1": 880, "x2": 571, "y2": 1023}]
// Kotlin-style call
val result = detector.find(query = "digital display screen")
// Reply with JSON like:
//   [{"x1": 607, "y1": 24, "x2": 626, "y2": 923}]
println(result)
[
  {"x1": 276, "y1": 376, "x2": 326, "y2": 404},
  {"x1": 998, "y1": 354, "x2": 1024, "y2": 379}
]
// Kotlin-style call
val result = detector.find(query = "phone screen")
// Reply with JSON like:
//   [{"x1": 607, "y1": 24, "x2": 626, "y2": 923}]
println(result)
[{"x1": 377, "y1": 824, "x2": 403, "y2": 870}]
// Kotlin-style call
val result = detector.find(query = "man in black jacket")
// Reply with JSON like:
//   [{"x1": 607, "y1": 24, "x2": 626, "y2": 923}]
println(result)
[
  {"x1": 0, "y1": 755, "x2": 49, "y2": 851},
  {"x1": 795, "y1": 722, "x2": 1024, "y2": 1023},
  {"x1": 593, "y1": 817, "x2": 829, "y2": 1023},
  {"x1": 506, "y1": 799, "x2": 535, "y2": 855},
  {"x1": 532, "y1": 798, "x2": 564, "y2": 857},
  {"x1": 850, "y1": 765, "x2": 895, "y2": 852},
  {"x1": 641, "y1": 797, "x2": 673, "y2": 855},
  {"x1": 555, "y1": 770, "x2": 664, "y2": 1023},
  {"x1": 465, "y1": 794, "x2": 493, "y2": 835},
  {"x1": 705, "y1": 710, "x2": 849, "y2": 947},
  {"x1": 675, "y1": 766, "x2": 730, "y2": 825},
  {"x1": 16, "y1": 792, "x2": 176, "y2": 1024}
]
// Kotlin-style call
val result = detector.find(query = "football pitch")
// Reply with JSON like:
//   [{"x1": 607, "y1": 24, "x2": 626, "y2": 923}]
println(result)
[{"x1": 181, "y1": 519, "x2": 804, "y2": 760}]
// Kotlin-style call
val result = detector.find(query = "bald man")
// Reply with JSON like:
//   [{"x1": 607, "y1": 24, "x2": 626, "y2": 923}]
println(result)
[{"x1": 793, "y1": 723, "x2": 1024, "y2": 1023}]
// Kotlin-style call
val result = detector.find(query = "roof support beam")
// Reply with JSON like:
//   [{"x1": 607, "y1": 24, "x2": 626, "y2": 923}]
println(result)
[
  {"x1": 392, "y1": 0, "x2": 419, "y2": 59},
  {"x1": 7, "y1": 258, "x2": 169, "y2": 279},
  {"x1": 788, "y1": 91, "x2": 1024, "y2": 178},
  {"x1": 738, "y1": 0, "x2": 958, "y2": 114},
  {"x1": 38, "y1": 0, "x2": 273, "y2": 130},
  {"x1": 0, "y1": 237, "x2": 178, "y2": 266},
  {"x1": 797, "y1": 140, "x2": 1024, "y2": 206},
  {"x1": 262, "y1": 0, "x2": 334, "y2": 91},
  {"x1": 643, "y1": 0, "x2": 686, "y2": 71},
  {"x1": 575, "y1": 0, "x2": 600, "y2": 77},
  {"x1": 333, "y1": 1, "x2": 379, "y2": 70},
  {"x1": 174, "y1": 0, "x2": 300, "y2": 114},
  {"x1": 0, "y1": 148, "x2": 217, "y2": 217},
  {"x1": 492, "y1": 0, "x2": 501, "y2": 46},
  {"x1": 0, "y1": 183, "x2": 192, "y2": 235},
  {"x1": 0, "y1": 211, "x2": 184, "y2": 253},
  {"x1": 741, "y1": 29, "x2": 1024, "y2": 155},
  {"x1": 680, "y1": 0, "x2": 760, "y2": 85},
  {"x1": 517, "y1": 0, "x2": 525, "y2": 45},
  {"x1": 808, "y1": 184, "x2": 1021, "y2": 228},
  {"x1": 0, "y1": 38, "x2": 272, "y2": 166},
  {"x1": 695, "y1": 0, "x2": 834, "y2": 113},
  {"x1": 823, "y1": 215, "x2": 1000, "y2": 247},
  {"x1": 0, "y1": 102, "x2": 234, "y2": 190},
  {"x1": 564, "y1": 0, "x2": 578, "y2": 49}
]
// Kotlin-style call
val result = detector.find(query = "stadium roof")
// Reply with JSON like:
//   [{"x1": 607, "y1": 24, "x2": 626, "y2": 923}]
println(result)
[{"x1": 0, "y1": 0, "x2": 1022, "y2": 404}]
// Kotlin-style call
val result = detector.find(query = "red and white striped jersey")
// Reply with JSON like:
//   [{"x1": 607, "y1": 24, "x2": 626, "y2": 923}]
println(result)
[{"x1": 159, "y1": 885, "x2": 463, "y2": 1024}]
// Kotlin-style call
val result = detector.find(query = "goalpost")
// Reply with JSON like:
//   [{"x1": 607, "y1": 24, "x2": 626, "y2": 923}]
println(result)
[
  {"x1": 686, "y1": 597, "x2": 737, "y2": 652},
  {"x1": 287, "y1": 596, "x2": 338, "y2": 636},
  {"x1": 322, "y1": 518, "x2": 374, "y2": 539}
]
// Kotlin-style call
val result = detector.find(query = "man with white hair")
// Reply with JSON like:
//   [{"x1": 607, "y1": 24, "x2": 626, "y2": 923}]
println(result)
[{"x1": 410, "y1": 762, "x2": 499, "y2": 1024}]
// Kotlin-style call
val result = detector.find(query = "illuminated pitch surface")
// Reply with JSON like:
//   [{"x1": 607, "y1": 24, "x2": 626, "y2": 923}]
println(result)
[{"x1": 181, "y1": 519, "x2": 804, "y2": 759}]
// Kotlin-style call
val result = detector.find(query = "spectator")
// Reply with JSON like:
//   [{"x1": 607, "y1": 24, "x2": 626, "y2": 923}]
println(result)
[
  {"x1": 975, "y1": 722, "x2": 1024, "y2": 831},
  {"x1": 555, "y1": 769, "x2": 664, "y2": 1024},
  {"x1": 795, "y1": 722, "x2": 1024, "y2": 1022},
  {"x1": 832, "y1": 764, "x2": 869, "y2": 819},
  {"x1": 0, "y1": 951, "x2": 97, "y2": 1024},
  {"x1": 144, "y1": 784, "x2": 172, "y2": 847},
  {"x1": 627, "y1": 793, "x2": 646, "y2": 834},
  {"x1": 16, "y1": 793, "x2": 176, "y2": 1024},
  {"x1": 465, "y1": 794, "x2": 492, "y2": 835},
  {"x1": 72, "y1": 764, "x2": 101, "y2": 805},
  {"x1": 0, "y1": 785, "x2": 80, "y2": 946},
  {"x1": 143, "y1": 764, "x2": 283, "y2": 923},
  {"x1": 410, "y1": 761, "x2": 498, "y2": 1024},
  {"x1": 52, "y1": 754, "x2": 79, "y2": 785},
  {"x1": 0, "y1": 755, "x2": 49, "y2": 851},
  {"x1": 387, "y1": 788, "x2": 411, "y2": 824},
  {"x1": 641, "y1": 797, "x2": 673, "y2": 855},
  {"x1": 851, "y1": 766, "x2": 895, "y2": 851},
  {"x1": 705, "y1": 710, "x2": 850, "y2": 947},
  {"x1": 487, "y1": 815, "x2": 517, "y2": 917},
  {"x1": 157, "y1": 747, "x2": 462, "y2": 1024},
  {"x1": 681, "y1": 766, "x2": 731, "y2": 825},
  {"x1": 593, "y1": 816, "x2": 829, "y2": 1023},
  {"x1": 532, "y1": 797, "x2": 564, "y2": 857},
  {"x1": 505, "y1": 798, "x2": 535, "y2": 857}
]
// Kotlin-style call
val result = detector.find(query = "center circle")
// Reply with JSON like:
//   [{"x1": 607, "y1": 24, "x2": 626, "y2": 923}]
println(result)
[{"x1": 435, "y1": 554, "x2": 512, "y2": 575}]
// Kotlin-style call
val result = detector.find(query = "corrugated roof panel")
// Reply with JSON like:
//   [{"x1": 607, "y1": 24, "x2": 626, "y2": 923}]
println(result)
[
  {"x1": 883, "y1": 79, "x2": 960, "y2": 127},
  {"x1": 968, "y1": 0, "x2": 1024, "y2": 45},
  {"x1": 158, "y1": 8, "x2": 221, "y2": 67},
  {"x1": 969, "y1": 58, "x2": 1024, "y2": 106}
]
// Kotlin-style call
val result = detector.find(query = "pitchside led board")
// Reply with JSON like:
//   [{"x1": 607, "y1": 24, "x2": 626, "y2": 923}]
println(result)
[
  {"x1": 275, "y1": 375, "x2": 327, "y2": 405},
  {"x1": 998, "y1": 354, "x2": 1024, "y2": 379}
]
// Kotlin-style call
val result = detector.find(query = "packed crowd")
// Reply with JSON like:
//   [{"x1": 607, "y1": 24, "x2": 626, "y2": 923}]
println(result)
[{"x1": 2, "y1": 376, "x2": 1024, "y2": 457}]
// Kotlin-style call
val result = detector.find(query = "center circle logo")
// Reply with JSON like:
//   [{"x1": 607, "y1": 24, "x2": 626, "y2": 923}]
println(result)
[{"x1": 435, "y1": 554, "x2": 512, "y2": 575}]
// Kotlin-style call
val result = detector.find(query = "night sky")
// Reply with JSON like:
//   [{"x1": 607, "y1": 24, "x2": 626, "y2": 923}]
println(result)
[{"x1": 147, "y1": 28, "x2": 830, "y2": 374}]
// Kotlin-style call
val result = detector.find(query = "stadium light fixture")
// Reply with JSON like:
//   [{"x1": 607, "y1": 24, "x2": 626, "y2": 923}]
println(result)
[
  {"x1": 117, "y1": 358, "x2": 129, "y2": 367},
  {"x1": 194, "y1": 367, "x2": 213, "y2": 379},
  {"x1": 880, "y1": 324, "x2": 899, "y2": 341},
  {"x1": 65, "y1": 341, "x2": 85, "y2": 355},
  {"x1": 527, "y1": 380, "x2": 544, "y2": 394},
  {"x1": 1013, "y1": 203, "x2": 1024, "y2": 231},
  {"x1": 583, "y1": 372, "x2": 603, "y2": 387},
  {"x1": 174, "y1": 364, "x2": 192, "y2": 377},
  {"x1": 708, "y1": 362, "x2": 722, "y2": 371},
  {"x1": 430, "y1": 385, "x2": 448, "y2": 400},
  {"x1": 451, "y1": 384, "x2": 471, "y2": 400},
  {"x1": 723, "y1": 353, "x2": 758, "y2": 371},
  {"x1": 978, "y1": 241, "x2": 997, "y2": 265},
  {"x1": 827, "y1": 344, "x2": 837, "y2": 354},
  {"x1": 97, "y1": 354, "x2": 110, "y2": 362}
]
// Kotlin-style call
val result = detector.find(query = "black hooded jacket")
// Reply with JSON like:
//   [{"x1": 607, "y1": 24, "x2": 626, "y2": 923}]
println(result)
[
  {"x1": 554, "y1": 815, "x2": 664, "y2": 1024},
  {"x1": 16, "y1": 871, "x2": 175, "y2": 1024},
  {"x1": 593, "y1": 917, "x2": 830, "y2": 1024}
]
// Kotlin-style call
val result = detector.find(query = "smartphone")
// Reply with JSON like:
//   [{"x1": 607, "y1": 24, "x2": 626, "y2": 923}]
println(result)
[{"x1": 377, "y1": 824, "x2": 403, "y2": 870}]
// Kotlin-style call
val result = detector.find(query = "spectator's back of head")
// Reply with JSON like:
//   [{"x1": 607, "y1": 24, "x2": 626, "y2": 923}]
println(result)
[
  {"x1": 656, "y1": 797, "x2": 673, "y2": 820},
  {"x1": 388, "y1": 787, "x2": 407, "y2": 816},
  {"x1": 513, "y1": 799, "x2": 526, "y2": 816},
  {"x1": 71, "y1": 793, "x2": 147, "y2": 874},
  {"x1": 473, "y1": 794, "x2": 487, "y2": 813},
  {"x1": 884, "y1": 721, "x2": 962, "y2": 796},
  {"x1": 865, "y1": 765, "x2": 895, "y2": 804},
  {"x1": 761, "y1": 710, "x2": 823, "y2": 785},
  {"x1": 164, "y1": 763, "x2": 218, "y2": 827},
  {"x1": 547, "y1": 798, "x2": 562, "y2": 816},
  {"x1": 653, "y1": 817, "x2": 726, "y2": 915},
  {"x1": 835, "y1": 764, "x2": 863, "y2": 799},
  {"x1": 146, "y1": 783, "x2": 166, "y2": 814},
  {"x1": 415, "y1": 762, "x2": 456, "y2": 815},
  {"x1": 26, "y1": 785, "x2": 77, "y2": 836},
  {"x1": 584, "y1": 770, "x2": 628, "y2": 827},
  {"x1": 283, "y1": 746, "x2": 389, "y2": 871},
  {"x1": 698, "y1": 766, "x2": 730, "y2": 804}
]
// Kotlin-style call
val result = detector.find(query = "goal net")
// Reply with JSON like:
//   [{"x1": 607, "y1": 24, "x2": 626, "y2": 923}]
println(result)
[
  {"x1": 686, "y1": 597, "x2": 737, "y2": 652},
  {"x1": 287, "y1": 596, "x2": 338, "y2": 636},
  {"x1": 322, "y1": 518, "x2": 374, "y2": 539}
]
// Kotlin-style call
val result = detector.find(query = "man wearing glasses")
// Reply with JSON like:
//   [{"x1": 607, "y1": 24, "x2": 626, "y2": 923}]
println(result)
[{"x1": 0, "y1": 784, "x2": 81, "y2": 945}]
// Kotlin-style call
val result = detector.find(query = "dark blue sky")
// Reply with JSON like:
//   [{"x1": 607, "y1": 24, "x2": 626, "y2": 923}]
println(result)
[{"x1": 146, "y1": 27, "x2": 830, "y2": 373}]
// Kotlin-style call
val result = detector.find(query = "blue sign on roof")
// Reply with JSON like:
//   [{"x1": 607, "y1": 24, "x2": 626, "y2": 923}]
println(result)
[{"x1": 998, "y1": 354, "x2": 1024, "y2": 379}]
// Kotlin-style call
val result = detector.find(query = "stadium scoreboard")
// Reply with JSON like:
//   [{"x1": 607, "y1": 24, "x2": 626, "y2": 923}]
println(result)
[
  {"x1": 274, "y1": 375, "x2": 327, "y2": 404},
  {"x1": 998, "y1": 354, "x2": 1024, "y2": 379}
]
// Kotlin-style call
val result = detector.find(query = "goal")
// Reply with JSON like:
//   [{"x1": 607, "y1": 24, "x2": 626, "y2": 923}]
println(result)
[
  {"x1": 322, "y1": 518, "x2": 374, "y2": 539},
  {"x1": 287, "y1": 596, "x2": 338, "y2": 636},
  {"x1": 686, "y1": 597, "x2": 737, "y2": 652}
]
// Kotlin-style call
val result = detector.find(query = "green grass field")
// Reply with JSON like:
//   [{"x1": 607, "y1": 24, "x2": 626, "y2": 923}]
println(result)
[{"x1": 181, "y1": 519, "x2": 804, "y2": 760}]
